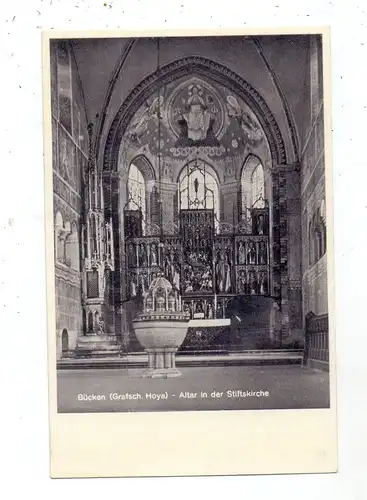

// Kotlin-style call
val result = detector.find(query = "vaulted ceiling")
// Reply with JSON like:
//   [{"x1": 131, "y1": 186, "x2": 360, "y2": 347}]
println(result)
[{"x1": 71, "y1": 35, "x2": 312, "y2": 166}]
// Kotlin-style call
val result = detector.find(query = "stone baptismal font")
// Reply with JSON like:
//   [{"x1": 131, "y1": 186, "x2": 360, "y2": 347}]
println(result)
[{"x1": 132, "y1": 273, "x2": 190, "y2": 378}]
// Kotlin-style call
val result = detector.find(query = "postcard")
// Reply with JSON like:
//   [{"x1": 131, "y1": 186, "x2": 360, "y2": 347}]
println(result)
[{"x1": 43, "y1": 27, "x2": 337, "y2": 478}]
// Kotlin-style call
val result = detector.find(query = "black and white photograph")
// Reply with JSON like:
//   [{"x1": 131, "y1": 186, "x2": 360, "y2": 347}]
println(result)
[{"x1": 49, "y1": 32, "x2": 331, "y2": 414}]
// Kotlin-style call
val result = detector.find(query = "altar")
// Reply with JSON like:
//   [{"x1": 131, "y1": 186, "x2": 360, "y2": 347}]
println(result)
[{"x1": 124, "y1": 193, "x2": 273, "y2": 353}]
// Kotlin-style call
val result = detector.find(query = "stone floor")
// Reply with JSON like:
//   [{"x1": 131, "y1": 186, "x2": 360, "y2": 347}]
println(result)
[{"x1": 57, "y1": 365, "x2": 330, "y2": 413}]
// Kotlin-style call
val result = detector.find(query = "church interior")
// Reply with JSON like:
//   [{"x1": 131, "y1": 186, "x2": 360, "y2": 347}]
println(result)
[{"x1": 51, "y1": 34, "x2": 330, "y2": 407}]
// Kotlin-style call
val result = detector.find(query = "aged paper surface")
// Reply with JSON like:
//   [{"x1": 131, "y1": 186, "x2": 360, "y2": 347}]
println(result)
[{"x1": 43, "y1": 26, "x2": 337, "y2": 477}]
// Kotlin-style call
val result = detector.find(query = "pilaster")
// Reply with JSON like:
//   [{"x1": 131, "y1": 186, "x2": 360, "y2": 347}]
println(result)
[{"x1": 272, "y1": 163, "x2": 302, "y2": 344}]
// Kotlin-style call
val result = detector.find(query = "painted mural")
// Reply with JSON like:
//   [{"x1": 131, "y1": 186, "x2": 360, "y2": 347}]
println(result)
[{"x1": 120, "y1": 75, "x2": 267, "y2": 169}]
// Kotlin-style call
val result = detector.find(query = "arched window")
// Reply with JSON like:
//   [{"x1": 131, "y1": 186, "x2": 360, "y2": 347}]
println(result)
[
  {"x1": 178, "y1": 159, "x2": 219, "y2": 221},
  {"x1": 251, "y1": 162, "x2": 265, "y2": 208},
  {"x1": 241, "y1": 155, "x2": 266, "y2": 218},
  {"x1": 127, "y1": 163, "x2": 146, "y2": 221}
]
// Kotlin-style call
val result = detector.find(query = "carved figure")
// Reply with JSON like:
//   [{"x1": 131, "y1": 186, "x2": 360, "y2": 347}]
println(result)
[
  {"x1": 130, "y1": 278, "x2": 137, "y2": 297},
  {"x1": 247, "y1": 241, "x2": 256, "y2": 265},
  {"x1": 259, "y1": 241, "x2": 268, "y2": 265},
  {"x1": 150, "y1": 243, "x2": 158, "y2": 266},
  {"x1": 238, "y1": 270, "x2": 247, "y2": 294},
  {"x1": 259, "y1": 273, "x2": 268, "y2": 295},
  {"x1": 249, "y1": 270, "x2": 257, "y2": 295},
  {"x1": 98, "y1": 315, "x2": 105, "y2": 335},
  {"x1": 216, "y1": 250, "x2": 231, "y2": 293},
  {"x1": 238, "y1": 241, "x2": 246, "y2": 265},
  {"x1": 207, "y1": 303, "x2": 213, "y2": 319},
  {"x1": 127, "y1": 243, "x2": 136, "y2": 267},
  {"x1": 138, "y1": 243, "x2": 148, "y2": 267}
]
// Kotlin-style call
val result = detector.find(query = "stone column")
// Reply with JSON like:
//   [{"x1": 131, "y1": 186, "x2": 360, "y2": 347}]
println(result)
[
  {"x1": 164, "y1": 349, "x2": 172, "y2": 369},
  {"x1": 273, "y1": 164, "x2": 303, "y2": 345},
  {"x1": 170, "y1": 349, "x2": 176, "y2": 369},
  {"x1": 147, "y1": 350, "x2": 154, "y2": 369},
  {"x1": 272, "y1": 165, "x2": 290, "y2": 344},
  {"x1": 142, "y1": 347, "x2": 181, "y2": 378},
  {"x1": 285, "y1": 168, "x2": 303, "y2": 344}
]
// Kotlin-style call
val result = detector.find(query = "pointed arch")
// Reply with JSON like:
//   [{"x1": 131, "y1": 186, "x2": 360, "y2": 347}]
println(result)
[
  {"x1": 101, "y1": 54, "x2": 292, "y2": 314},
  {"x1": 126, "y1": 162, "x2": 147, "y2": 235},
  {"x1": 55, "y1": 211, "x2": 64, "y2": 228},
  {"x1": 103, "y1": 56, "x2": 290, "y2": 172},
  {"x1": 129, "y1": 154, "x2": 156, "y2": 182},
  {"x1": 123, "y1": 155, "x2": 156, "y2": 234},
  {"x1": 251, "y1": 162, "x2": 265, "y2": 208}
]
